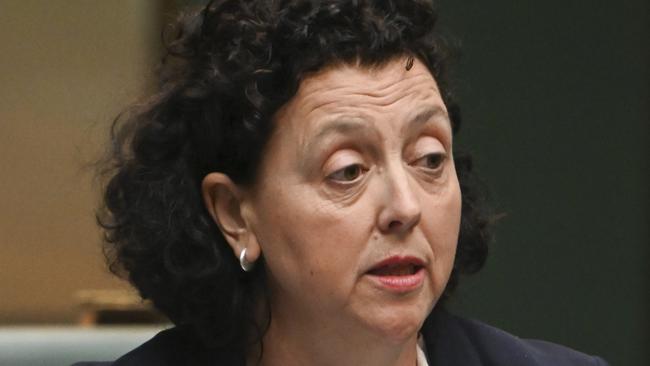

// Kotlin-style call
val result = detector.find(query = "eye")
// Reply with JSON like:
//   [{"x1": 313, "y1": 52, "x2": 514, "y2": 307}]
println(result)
[
  {"x1": 412, "y1": 152, "x2": 446, "y2": 170},
  {"x1": 327, "y1": 164, "x2": 365, "y2": 182}
]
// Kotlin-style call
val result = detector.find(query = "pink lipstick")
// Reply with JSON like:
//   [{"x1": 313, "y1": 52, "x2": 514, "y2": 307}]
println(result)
[{"x1": 366, "y1": 256, "x2": 425, "y2": 293}]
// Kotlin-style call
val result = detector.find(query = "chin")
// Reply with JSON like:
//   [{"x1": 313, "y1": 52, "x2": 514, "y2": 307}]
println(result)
[{"x1": 364, "y1": 301, "x2": 432, "y2": 345}]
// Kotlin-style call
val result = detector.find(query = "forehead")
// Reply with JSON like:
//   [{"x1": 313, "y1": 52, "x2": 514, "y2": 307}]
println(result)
[
  {"x1": 294, "y1": 59, "x2": 440, "y2": 114},
  {"x1": 254, "y1": 58, "x2": 451, "y2": 186},
  {"x1": 271, "y1": 58, "x2": 451, "y2": 149}
]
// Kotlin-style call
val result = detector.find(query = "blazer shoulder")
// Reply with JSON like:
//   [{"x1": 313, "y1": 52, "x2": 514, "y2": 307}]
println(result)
[
  {"x1": 423, "y1": 310, "x2": 609, "y2": 366},
  {"x1": 111, "y1": 327, "x2": 183, "y2": 366},
  {"x1": 109, "y1": 326, "x2": 243, "y2": 366},
  {"x1": 521, "y1": 338, "x2": 610, "y2": 366}
]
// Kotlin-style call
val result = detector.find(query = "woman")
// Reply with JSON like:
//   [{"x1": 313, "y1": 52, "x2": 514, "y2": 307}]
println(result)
[{"x1": 85, "y1": 0, "x2": 608, "y2": 365}]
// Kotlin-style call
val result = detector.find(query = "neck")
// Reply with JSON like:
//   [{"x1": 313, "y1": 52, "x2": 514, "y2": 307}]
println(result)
[{"x1": 249, "y1": 308, "x2": 419, "y2": 366}]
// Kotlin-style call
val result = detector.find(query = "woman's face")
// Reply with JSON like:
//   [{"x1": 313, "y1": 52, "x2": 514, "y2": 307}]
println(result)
[{"x1": 243, "y1": 58, "x2": 461, "y2": 342}]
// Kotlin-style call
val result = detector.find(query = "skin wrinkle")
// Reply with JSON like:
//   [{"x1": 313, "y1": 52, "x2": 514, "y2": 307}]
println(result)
[
  {"x1": 300, "y1": 119, "x2": 381, "y2": 176},
  {"x1": 302, "y1": 105, "x2": 449, "y2": 163},
  {"x1": 297, "y1": 109, "x2": 453, "y2": 204},
  {"x1": 290, "y1": 81, "x2": 451, "y2": 183},
  {"x1": 237, "y1": 58, "x2": 461, "y2": 366},
  {"x1": 301, "y1": 71, "x2": 440, "y2": 116},
  {"x1": 101, "y1": 1, "x2": 491, "y2": 362}
]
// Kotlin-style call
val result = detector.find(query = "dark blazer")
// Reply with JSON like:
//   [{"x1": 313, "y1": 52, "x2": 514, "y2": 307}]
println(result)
[{"x1": 74, "y1": 310, "x2": 608, "y2": 365}]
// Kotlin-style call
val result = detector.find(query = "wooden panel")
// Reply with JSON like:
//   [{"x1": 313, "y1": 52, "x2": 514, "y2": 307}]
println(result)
[{"x1": 0, "y1": 0, "x2": 162, "y2": 323}]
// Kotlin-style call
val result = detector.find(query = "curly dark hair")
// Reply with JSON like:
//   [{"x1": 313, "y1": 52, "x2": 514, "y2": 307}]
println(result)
[{"x1": 98, "y1": 0, "x2": 490, "y2": 354}]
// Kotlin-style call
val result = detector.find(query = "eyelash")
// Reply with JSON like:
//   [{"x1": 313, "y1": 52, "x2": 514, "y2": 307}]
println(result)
[
  {"x1": 411, "y1": 152, "x2": 446, "y2": 171},
  {"x1": 327, "y1": 164, "x2": 367, "y2": 183},
  {"x1": 326, "y1": 152, "x2": 445, "y2": 184}
]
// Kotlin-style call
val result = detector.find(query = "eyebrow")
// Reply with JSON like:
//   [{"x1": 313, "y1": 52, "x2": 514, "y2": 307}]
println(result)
[
  {"x1": 310, "y1": 119, "x2": 369, "y2": 143},
  {"x1": 404, "y1": 106, "x2": 450, "y2": 133},
  {"x1": 301, "y1": 105, "x2": 450, "y2": 165},
  {"x1": 301, "y1": 119, "x2": 375, "y2": 161}
]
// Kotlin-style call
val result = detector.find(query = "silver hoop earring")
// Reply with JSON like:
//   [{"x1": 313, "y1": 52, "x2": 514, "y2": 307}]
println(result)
[{"x1": 239, "y1": 248, "x2": 254, "y2": 272}]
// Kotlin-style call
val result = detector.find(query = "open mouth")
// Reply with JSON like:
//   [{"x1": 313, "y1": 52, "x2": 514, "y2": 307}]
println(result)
[
  {"x1": 367, "y1": 263, "x2": 422, "y2": 276},
  {"x1": 365, "y1": 256, "x2": 426, "y2": 292}
]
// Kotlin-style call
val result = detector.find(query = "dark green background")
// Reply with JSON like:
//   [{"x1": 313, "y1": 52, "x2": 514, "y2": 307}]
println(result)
[{"x1": 439, "y1": 1, "x2": 649, "y2": 365}]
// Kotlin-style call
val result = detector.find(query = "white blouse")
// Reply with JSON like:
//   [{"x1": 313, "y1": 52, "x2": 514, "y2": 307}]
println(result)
[{"x1": 416, "y1": 336, "x2": 429, "y2": 366}]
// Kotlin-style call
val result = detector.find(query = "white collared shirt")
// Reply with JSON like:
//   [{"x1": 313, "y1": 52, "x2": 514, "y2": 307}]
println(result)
[{"x1": 416, "y1": 336, "x2": 429, "y2": 366}]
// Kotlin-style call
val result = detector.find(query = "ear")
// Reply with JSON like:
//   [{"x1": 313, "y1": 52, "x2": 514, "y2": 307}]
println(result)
[{"x1": 201, "y1": 172, "x2": 261, "y2": 264}]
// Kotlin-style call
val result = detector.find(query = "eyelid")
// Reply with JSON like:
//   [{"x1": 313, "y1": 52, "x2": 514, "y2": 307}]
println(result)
[
  {"x1": 404, "y1": 113, "x2": 453, "y2": 149},
  {"x1": 411, "y1": 135, "x2": 445, "y2": 155},
  {"x1": 327, "y1": 163, "x2": 367, "y2": 183},
  {"x1": 411, "y1": 152, "x2": 447, "y2": 169},
  {"x1": 408, "y1": 135, "x2": 448, "y2": 173},
  {"x1": 322, "y1": 150, "x2": 366, "y2": 179}
]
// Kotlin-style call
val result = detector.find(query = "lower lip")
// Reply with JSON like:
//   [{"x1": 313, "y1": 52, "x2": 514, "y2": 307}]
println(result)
[{"x1": 366, "y1": 267, "x2": 425, "y2": 293}]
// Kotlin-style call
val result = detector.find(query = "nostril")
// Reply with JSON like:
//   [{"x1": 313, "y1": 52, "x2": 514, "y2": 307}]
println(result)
[{"x1": 388, "y1": 220, "x2": 402, "y2": 230}]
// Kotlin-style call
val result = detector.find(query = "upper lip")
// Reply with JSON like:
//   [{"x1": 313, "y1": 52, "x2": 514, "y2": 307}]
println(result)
[{"x1": 366, "y1": 255, "x2": 425, "y2": 274}]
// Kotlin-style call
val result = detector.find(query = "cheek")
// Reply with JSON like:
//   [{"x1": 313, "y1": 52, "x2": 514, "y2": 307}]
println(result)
[
  {"x1": 294, "y1": 208, "x2": 367, "y2": 279},
  {"x1": 423, "y1": 174, "x2": 462, "y2": 278},
  {"x1": 254, "y1": 188, "x2": 367, "y2": 287}
]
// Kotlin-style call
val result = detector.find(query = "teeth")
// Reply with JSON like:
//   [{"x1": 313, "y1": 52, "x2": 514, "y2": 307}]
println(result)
[{"x1": 371, "y1": 264, "x2": 417, "y2": 276}]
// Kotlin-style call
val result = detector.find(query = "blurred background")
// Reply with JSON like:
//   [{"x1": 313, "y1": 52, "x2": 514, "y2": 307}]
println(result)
[{"x1": 0, "y1": 0, "x2": 647, "y2": 365}]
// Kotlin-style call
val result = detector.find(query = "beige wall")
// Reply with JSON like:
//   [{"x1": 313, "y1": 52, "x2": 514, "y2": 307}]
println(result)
[{"x1": 0, "y1": 1, "x2": 162, "y2": 323}]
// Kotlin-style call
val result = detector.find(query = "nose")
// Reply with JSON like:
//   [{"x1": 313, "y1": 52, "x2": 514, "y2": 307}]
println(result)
[{"x1": 377, "y1": 165, "x2": 421, "y2": 235}]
